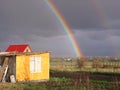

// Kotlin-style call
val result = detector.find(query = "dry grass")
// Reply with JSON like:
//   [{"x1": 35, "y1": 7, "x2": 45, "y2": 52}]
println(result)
[
  {"x1": 50, "y1": 57, "x2": 120, "y2": 73},
  {"x1": 0, "y1": 83, "x2": 20, "y2": 90}
]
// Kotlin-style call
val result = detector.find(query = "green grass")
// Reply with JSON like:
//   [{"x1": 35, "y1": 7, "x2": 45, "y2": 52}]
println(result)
[
  {"x1": 1, "y1": 77, "x2": 120, "y2": 90},
  {"x1": 50, "y1": 58, "x2": 120, "y2": 73}
]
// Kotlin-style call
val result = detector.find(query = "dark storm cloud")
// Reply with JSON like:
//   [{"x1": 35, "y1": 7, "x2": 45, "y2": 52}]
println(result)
[
  {"x1": 75, "y1": 30, "x2": 120, "y2": 56},
  {"x1": 0, "y1": 0, "x2": 53, "y2": 29},
  {"x1": 1, "y1": 0, "x2": 120, "y2": 56},
  {"x1": 0, "y1": 0, "x2": 65, "y2": 40},
  {"x1": 0, "y1": 0, "x2": 66, "y2": 53},
  {"x1": 52, "y1": 0, "x2": 120, "y2": 29},
  {"x1": 52, "y1": 0, "x2": 101, "y2": 29}
]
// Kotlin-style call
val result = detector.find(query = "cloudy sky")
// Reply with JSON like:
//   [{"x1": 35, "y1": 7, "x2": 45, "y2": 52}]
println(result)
[{"x1": 1, "y1": 0, "x2": 120, "y2": 57}]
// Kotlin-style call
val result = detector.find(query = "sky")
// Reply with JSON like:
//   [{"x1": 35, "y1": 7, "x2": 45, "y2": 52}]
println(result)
[{"x1": 1, "y1": 0, "x2": 120, "y2": 57}]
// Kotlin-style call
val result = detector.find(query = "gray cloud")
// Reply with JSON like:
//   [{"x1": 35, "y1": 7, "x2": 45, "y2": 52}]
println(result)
[
  {"x1": 0, "y1": 0, "x2": 120, "y2": 56},
  {"x1": 52, "y1": 0, "x2": 120, "y2": 29},
  {"x1": 75, "y1": 30, "x2": 120, "y2": 56},
  {"x1": 0, "y1": 0, "x2": 65, "y2": 38}
]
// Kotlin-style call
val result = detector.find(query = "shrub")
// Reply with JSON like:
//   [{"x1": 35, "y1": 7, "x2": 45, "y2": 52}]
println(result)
[{"x1": 77, "y1": 57, "x2": 86, "y2": 69}]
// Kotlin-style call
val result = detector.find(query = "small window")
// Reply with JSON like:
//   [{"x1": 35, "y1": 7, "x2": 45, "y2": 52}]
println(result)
[
  {"x1": 25, "y1": 49, "x2": 29, "y2": 52},
  {"x1": 30, "y1": 56, "x2": 41, "y2": 73}
]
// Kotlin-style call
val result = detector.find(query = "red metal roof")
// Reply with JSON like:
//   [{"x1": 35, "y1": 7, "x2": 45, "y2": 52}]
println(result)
[{"x1": 6, "y1": 44, "x2": 30, "y2": 52}]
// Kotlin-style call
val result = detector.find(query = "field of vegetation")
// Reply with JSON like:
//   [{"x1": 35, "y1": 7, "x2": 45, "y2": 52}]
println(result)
[
  {"x1": 1, "y1": 73, "x2": 120, "y2": 90},
  {"x1": 50, "y1": 56, "x2": 120, "y2": 89},
  {"x1": 50, "y1": 56, "x2": 120, "y2": 73},
  {"x1": 1, "y1": 56, "x2": 120, "y2": 90}
]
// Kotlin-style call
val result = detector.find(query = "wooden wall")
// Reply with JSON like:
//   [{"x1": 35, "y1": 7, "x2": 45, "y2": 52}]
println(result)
[{"x1": 0, "y1": 56, "x2": 16, "y2": 82}]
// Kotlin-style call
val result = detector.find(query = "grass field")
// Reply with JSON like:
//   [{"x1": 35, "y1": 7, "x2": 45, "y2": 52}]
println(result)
[
  {"x1": 50, "y1": 57, "x2": 78, "y2": 71},
  {"x1": 1, "y1": 56, "x2": 120, "y2": 90},
  {"x1": 1, "y1": 73, "x2": 120, "y2": 90},
  {"x1": 50, "y1": 57, "x2": 120, "y2": 73}
]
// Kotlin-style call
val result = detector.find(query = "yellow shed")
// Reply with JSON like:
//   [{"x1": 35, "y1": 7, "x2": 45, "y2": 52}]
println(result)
[{"x1": 0, "y1": 51, "x2": 50, "y2": 82}]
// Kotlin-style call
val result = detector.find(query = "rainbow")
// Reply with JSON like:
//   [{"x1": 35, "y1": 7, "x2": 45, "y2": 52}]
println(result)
[
  {"x1": 90, "y1": 0, "x2": 118, "y2": 54},
  {"x1": 44, "y1": 0, "x2": 83, "y2": 57},
  {"x1": 90, "y1": 0, "x2": 108, "y2": 29}
]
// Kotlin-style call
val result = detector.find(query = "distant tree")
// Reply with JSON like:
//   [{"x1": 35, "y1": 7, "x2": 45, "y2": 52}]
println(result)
[{"x1": 77, "y1": 57, "x2": 86, "y2": 69}]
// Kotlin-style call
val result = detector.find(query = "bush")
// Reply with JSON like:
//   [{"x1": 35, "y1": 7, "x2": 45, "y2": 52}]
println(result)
[{"x1": 77, "y1": 57, "x2": 86, "y2": 69}]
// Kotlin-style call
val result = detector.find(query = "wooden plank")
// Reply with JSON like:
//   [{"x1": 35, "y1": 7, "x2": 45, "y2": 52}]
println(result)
[
  {"x1": 0, "y1": 57, "x2": 8, "y2": 81},
  {"x1": 2, "y1": 65, "x2": 8, "y2": 82}
]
